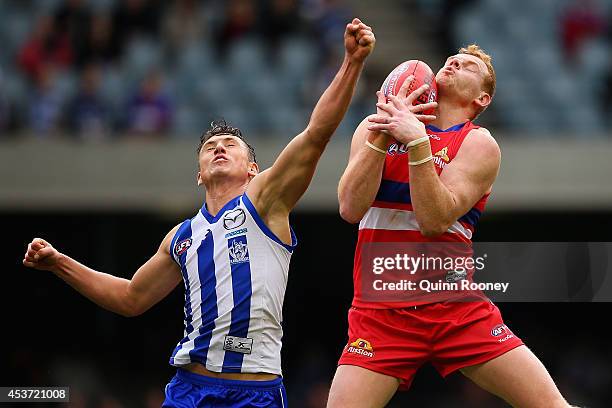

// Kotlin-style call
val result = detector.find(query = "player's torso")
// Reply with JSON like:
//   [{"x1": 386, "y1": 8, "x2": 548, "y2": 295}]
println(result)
[
  {"x1": 354, "y1": 121, "x2": 489, "y2": 308},
  {"x1": 168, "y1": 193, "x2": 296, "y2": 375}
]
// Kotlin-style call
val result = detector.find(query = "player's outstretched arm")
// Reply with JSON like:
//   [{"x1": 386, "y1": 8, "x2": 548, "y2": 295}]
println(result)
[
  {"x1": 248, "y1": 18, "x2": 375, "y2": 217},
  {"x1": 23, "y1": 225, "x2": 183, "y2": 317}
]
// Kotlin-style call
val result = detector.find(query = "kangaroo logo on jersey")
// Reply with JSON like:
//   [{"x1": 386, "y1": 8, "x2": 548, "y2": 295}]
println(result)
[
  {"x1": 223, "y1": 208, "x2": 246, "y2": 230},
  {"x1": 228, "y1": 236, "x2": 249, "y2": 264},
  {"x1": 346, "y1": 338, "x2": 374, "y2": 357},
  {"x1": 174, "y1": 238, "x2": 192, "y2": 257}
]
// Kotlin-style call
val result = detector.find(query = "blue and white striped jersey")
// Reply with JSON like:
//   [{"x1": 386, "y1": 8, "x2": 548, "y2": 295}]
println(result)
[{"x1": 168, "y1": 193, "x2": 296, "y2": 375}]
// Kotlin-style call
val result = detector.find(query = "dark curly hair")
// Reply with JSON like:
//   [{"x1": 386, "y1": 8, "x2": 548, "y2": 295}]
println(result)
[{"x1": 197, "y1": 119, "x2": 257, "y2": 163}]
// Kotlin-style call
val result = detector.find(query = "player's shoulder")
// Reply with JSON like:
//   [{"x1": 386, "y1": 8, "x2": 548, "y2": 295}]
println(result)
[
  {"x1": 160, "y1": 222, "x2": 188, "y2": 255},
  {"x1": 464, "y1": 126, "x2": 500, "y2": 158}
]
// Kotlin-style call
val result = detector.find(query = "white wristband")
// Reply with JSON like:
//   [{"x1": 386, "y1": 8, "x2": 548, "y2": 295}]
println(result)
[
  {"x1": 409, "y1": 155, "x2": 433, "y2": 166},
  {"x1": 365, "y1": 141, "x2": 387, "y2": 155},
  {"x1": 406, "y1": 136, "x2": 430, "y2": 148}
]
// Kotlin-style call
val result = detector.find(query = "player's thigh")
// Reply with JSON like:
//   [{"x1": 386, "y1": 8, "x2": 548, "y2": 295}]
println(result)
[
  {"x1": 327, "y1": 364, "x2": 400, "y2": 408},
  {"x1": 460, "y1": 345, "x2": 570, "y2": 408}
]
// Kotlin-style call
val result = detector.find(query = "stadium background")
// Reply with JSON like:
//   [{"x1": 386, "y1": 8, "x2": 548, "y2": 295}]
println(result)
[{"x1": 1, "y1": 0, "x2": 611, "y2": 407}]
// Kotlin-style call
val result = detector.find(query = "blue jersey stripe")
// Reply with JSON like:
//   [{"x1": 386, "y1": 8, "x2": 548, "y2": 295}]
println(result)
[
  {"x1": 189, "y1": 230, "x2": 218, "y2": 364},
  {"x1": 458, "y1": 207, "x2": 482, "y2": 226},
  {"x1": 376, "y1": 180, "x2": 412, "y2": 204},
  {"x1": 222, "y1": 235, "x2": 253, "y2": 372},
  {"x1": 426, "y1": 122, "x2": 467, "y2": 132},
  {"x1": 170, "y1": 220, "x2": 195, "y2": 363}
]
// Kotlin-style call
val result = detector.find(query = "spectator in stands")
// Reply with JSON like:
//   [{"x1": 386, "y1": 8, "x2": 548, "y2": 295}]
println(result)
[
  {"x1": 602, "y1": 58, "x2": 612, "y2": 127},
  {"x1": 125, "y1": 70, "x2": 173, "y2": 137},
  {"x1": 261, "y1": 0, "x2": 300, "y2": 52},
  {"x1": 76, "y1": 14, "x2": 120, "y2": 67},
  {"x1": 54, "y1": 0, "x2": 91, "y2": 68},
  {"x1": 214, "y1": 0, "x2": 258, "y2": 57},
  {"x1": 0, "y1": 68, "x2": 8, "y2": 133},
  {"x1": 65, "y1": 64, "x2": 110, "y2": 139},
  {"x1": 112, "y1": 0, "x2": 162, "y2": 55},
  {"x1": 560, "y1": 0, "x2": 606, "y2": 65},
  {"x1": 27, "y1": 65, "x2": 65, "y2": 136},
  {"x1": 303, "y1": 0, "x2": 351, "y2": 58},
  {"x1": 162, "y1": 0, "x2": 207, "y2": 55},
  {"x1": 18, "y1": 15, "x2": 72, "y2": 82}
]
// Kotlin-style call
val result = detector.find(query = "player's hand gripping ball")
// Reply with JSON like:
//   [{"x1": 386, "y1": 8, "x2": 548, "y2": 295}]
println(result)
[{"x1": 380, "y1": 60, "x2": 438, "y2": 116}]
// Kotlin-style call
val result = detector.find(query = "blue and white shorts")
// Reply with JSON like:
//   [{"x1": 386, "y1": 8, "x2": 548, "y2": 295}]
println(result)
[{"x1": 163, "y1": 369, "x2": 287, "y2": 408}]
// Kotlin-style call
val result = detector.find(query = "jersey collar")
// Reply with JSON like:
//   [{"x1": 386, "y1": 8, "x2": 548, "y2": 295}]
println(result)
[
  {"x1": 201, "y1": 194, "x2": 243, "y2": 223},
  {"x1": 426, "y1": 122, "x2": 468, "y2": 133}
]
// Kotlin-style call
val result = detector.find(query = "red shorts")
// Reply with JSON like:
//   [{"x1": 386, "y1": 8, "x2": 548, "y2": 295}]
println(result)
[{"x1": 337, "y1": 301, "x2": 524, "y2": 390}]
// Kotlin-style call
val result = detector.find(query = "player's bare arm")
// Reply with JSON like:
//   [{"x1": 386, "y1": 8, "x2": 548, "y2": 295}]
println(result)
[
  {"x1": 367, "y1": 81, "x2": 500, "y2": 237},
  {"x1": 338, "y1": 80, "x2": 437, "y2": 224},
  {"x1": 411, "y1": 128, "x2": 500, "y2": 236},
  {"x1": 247, "y1": 18, "x2": 375, "y2": 231},
  {"x1": 23, "y1": 225, "x2": 182, "y2": 317}
]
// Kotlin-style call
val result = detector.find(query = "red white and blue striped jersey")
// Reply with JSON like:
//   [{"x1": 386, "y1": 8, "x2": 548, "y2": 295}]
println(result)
[
  {"x1": 169, "y1": 193, "x2": 296, "y2": 375},
  {"x1": 353, "y1": 121, "x2": 489, "y2": 308}
]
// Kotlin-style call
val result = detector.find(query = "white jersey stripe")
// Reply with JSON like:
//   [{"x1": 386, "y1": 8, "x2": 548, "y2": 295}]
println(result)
[{"x1": 359, "y1": 206, "x2": 473, "y2": 240}]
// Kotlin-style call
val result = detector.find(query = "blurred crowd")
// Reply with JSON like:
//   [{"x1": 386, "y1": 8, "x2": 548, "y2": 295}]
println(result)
[
  {"x1": 421, "y1": 0, "x2": 612, "y2": 133},
  {"x1": 0, "y1": 0, "x2": 370, "y2": 139},
  {"x1": 1, "y1": 0, "x2": 611, "y2": 139}
]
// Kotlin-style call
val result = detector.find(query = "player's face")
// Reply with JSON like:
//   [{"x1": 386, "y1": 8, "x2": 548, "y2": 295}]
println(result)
[
  {"x1": 197, "y1": 135, "x2": 256, "y2": 185},
  {"x1": 435, "y1": 54, "x2": 488, "y2": 102}
]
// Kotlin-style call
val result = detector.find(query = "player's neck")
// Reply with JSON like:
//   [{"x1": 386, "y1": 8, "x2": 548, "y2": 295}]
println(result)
[
  {"x1": 203, "y1": 179, "x2": 249, "y2": 216},
  {"x1": 429, "y1": 99, "x2": 472, "y2": 131}
]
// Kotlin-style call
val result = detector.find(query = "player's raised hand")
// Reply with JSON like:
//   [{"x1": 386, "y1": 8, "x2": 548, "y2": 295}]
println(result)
[
  {"x1": 367, "y1": 93, "x2": 427, "y2": 144},
  {"x1": 344, "y1": 18, "x2": 375, "y2": 63},
  {"x1": 23, "y1": 238, "x2": 63, "y2": 272},
  {"x1": 396, "y1": 76, "x2": 438, "y2": 123}
]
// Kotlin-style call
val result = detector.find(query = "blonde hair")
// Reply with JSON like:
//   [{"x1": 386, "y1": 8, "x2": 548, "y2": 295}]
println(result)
[{"x1": 459, "y1": 44, "x2": 496, "y2": 116}]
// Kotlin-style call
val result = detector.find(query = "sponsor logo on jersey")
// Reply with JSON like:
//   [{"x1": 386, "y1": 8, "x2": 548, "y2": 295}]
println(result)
[
  {"x1": 225, "y1": 228, "x2": 247, "y2": 239},
  {"x1": 428, "y1": 89, "x2": 437, "y2": 103},
  {"x1": 223, "y1": 335, "x2": 253, "y2": 354},
  {"x1": 346, "y1": 338, "x2": 374, "y2": 358},
  {"x1": 492, "y1": 324, "x2": 515, "y2": 342},
  {"x1": 174, "y1": 238, "x2": 192, "y2": 257},
  {"x1": 387, "y1": 134, "x2": 442, "y2": 156},
  {"x1": 223, "y1": 208, "x2": 246, "y2": 230},
  {"x1": 434, "y1": 146, "x2": 450, "y2": 162},
  {"x1": 491, "y1": 324, "x2": 509, "y2": 337},
  {"x1": 229, "y1": 238, "x2": 249, "y2": 264},
  {"x1": 387, "y1": 142, "x2": 408, "y2": 156},
  {"x1": 431, "y1": 146, "x2": 450, "y2": 169}
]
